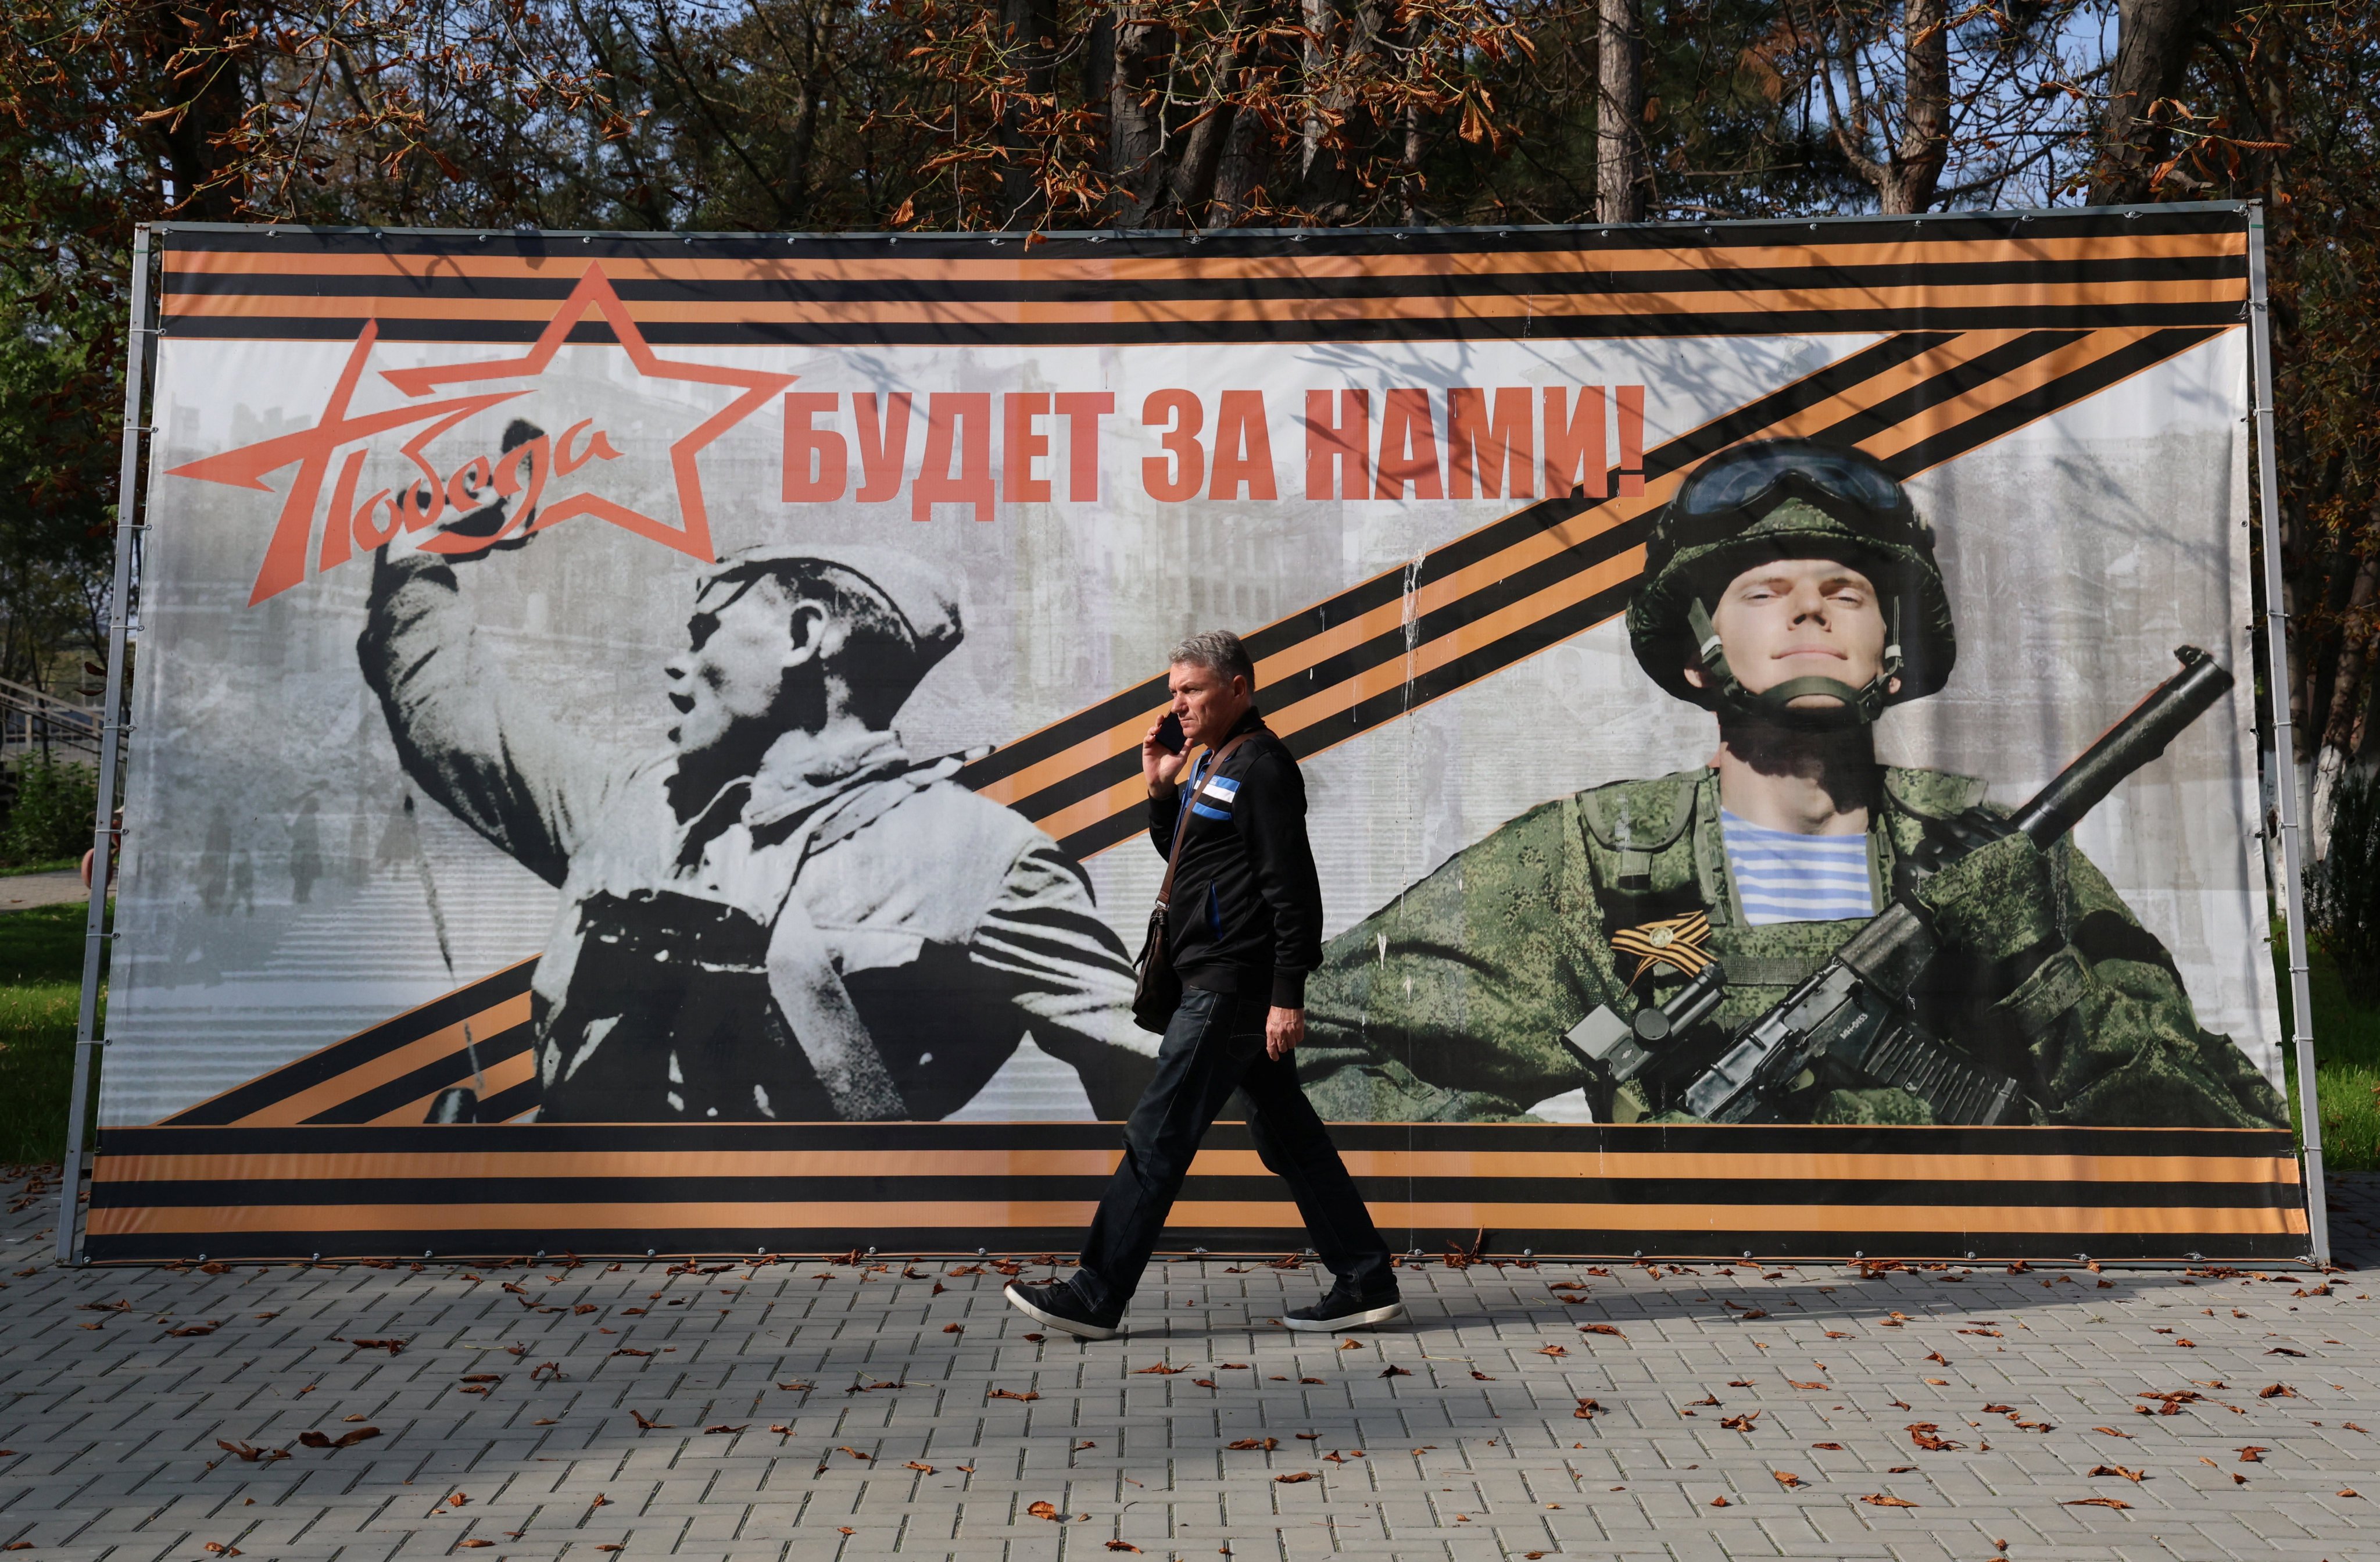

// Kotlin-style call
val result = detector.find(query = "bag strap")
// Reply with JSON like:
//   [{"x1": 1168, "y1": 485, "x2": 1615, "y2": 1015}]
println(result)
[{"x1": 1153, "y1": 728, "x2": 1262, "y2": 910}]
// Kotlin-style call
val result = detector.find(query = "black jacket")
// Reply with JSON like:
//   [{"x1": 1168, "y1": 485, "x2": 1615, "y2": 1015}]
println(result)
[{"x1": 1146, "y1": 710, "x2": 1323, "y2": 1008}]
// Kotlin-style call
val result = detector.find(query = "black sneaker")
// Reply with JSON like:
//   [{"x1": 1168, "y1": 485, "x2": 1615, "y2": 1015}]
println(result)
[
  {"x1": 1004, "y1": 1279, "x2": 1123, "y2": 1341},
  {"x1": 1282, "y1": 1280, "x2": 1405, "y2": 1332}
]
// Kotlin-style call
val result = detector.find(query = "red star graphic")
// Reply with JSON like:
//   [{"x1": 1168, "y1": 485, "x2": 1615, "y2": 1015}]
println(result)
[
  {"x1": 377, "y1": 264, "x2": 793, "y2": 564},
  {"x1": 169, "y1": 263, "x2": 793, "y2": 604}
]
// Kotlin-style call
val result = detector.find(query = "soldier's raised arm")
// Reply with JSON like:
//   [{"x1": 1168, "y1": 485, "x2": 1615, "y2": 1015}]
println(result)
[{"x1": 357, "y1": 546, "x2": 618, "y2": 887}]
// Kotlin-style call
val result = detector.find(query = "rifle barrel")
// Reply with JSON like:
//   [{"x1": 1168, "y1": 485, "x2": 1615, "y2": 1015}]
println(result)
[{"x1": 2009, "y1": 646, "x2": 2232, "y2": 848}]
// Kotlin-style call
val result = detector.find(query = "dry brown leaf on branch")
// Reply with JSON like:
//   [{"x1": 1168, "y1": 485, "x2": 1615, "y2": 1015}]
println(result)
[{"x1": 1860, "y1": 1494, "x2": 1917, "y2": 1507}]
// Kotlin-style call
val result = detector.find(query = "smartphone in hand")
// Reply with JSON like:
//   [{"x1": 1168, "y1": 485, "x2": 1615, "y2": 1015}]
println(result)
[{"x1": 1153, "y1": 712, "x2": 1187, "y2": 754}]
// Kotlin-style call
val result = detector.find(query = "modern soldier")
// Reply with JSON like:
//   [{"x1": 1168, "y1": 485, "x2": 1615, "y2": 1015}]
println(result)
[
  {"x1": 1006, "y1": 631, "x2": 1402, "y2": 1339},
  {"x1": 357, "y1": 494, "x2": 1155, "y2": 1124},
  {"x1": 1298, "y1": 438, "x2": 2289, "y2": 1131}
]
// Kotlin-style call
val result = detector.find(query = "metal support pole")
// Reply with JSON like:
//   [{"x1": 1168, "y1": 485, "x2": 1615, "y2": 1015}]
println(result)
[
  {"x1": 2246, "y1": 207, "x2": 2329, "y2": 1268},
  {"x1": 56, "y1": 226, "x2": 153, "y2": 1267}
]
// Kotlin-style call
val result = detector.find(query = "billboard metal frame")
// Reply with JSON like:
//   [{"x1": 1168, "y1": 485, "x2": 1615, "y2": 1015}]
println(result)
[{"x1": 55, "y1": 206, "x2": 2331, "y2": 1267}]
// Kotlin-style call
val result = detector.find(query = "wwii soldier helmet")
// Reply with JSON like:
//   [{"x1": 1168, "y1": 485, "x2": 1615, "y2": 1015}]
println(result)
[{"x1": 1626, "y1": 438, "x2": 1955, "y2": 730}]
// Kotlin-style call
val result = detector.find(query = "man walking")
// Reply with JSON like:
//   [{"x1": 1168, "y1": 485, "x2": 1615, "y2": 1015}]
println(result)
[{"x1": 1005, "y1": 631, "x2": 1402, "y2": 1339}]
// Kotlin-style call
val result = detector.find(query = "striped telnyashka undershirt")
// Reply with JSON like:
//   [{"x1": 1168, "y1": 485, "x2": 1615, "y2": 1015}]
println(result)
[{"x1": 1720, "y1": 809, "x2": 1876, "y2": 926}]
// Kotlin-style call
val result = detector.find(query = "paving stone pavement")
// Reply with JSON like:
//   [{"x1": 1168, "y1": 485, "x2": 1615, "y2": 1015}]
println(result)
[{"x1": 1, "y1": 1171, "x2": 2375, "y2": 1562}]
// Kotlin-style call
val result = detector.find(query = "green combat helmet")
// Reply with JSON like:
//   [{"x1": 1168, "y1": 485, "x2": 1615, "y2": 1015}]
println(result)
[{"x1": 1626, "y1": 438, "x2": 1956, "y2": 731}]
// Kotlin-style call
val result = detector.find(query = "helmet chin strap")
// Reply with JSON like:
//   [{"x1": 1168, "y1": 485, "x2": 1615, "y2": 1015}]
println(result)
[{"x1": 1687, "y1": 597, "x2": 1903, "y2": 732}]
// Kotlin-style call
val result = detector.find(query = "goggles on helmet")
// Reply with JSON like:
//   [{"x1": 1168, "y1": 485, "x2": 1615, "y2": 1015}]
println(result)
[{"x1": 1667, "y1": 439, "x2": 1919, "y2": 555}]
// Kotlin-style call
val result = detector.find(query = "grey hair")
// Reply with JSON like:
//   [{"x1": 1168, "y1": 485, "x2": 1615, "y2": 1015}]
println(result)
[{"x1": 1169, "y1": 628, "x2": 1256, "y2": 689}]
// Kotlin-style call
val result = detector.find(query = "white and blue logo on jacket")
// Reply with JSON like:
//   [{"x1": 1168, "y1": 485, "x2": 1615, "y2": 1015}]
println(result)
[{"x1": 1190, "y1": 773, "x2": 1240, "y2": 821}]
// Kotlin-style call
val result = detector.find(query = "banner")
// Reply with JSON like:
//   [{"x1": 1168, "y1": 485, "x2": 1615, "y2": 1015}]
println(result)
[{"x1": 85, "y1": 207, "x2": 2310, "y2": 1261}]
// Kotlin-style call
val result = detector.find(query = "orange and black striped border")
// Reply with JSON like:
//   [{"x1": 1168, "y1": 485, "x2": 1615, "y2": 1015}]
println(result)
[
  {"x1": 84, "y1": 1123, "x2": 2307, "y2": 1264},
  {"x1": 155, "y1": 206, "x2": 2249, "y2": 345}
]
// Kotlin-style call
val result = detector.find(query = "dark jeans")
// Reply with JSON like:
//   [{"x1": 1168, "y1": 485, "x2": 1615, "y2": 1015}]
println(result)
[{"x1": 1072, "y1": 986, "x2": 1396, "y2": 1315}]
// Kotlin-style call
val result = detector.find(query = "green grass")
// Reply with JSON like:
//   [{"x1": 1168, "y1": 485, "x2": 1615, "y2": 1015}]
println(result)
[
  {"x1": 2275, "y1": 928, "x2": 2380, "y2": 1173},
  {"x1": 0, "y1": 859, "x2": 78, "y2": 878},
  {"x1": 0, "y1": 900, "x2": 100, "y2": 1165}
]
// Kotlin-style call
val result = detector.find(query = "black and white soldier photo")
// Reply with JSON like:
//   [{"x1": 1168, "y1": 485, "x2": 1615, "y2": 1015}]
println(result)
[{"x1": 355, "y1": 445, "x2": 1156, "y2": 1124}]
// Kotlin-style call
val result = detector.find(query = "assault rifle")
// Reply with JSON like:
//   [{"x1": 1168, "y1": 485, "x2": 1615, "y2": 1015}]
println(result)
[{"x1": 1559, "y1": 645, "x2": 2235, "y2": 1125}]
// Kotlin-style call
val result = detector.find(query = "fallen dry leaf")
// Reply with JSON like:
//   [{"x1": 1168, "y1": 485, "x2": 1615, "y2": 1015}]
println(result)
[
  {"x1": 2238, "y1": 1446, "x2": 2268, "y2": 1463},
  {"x1": 1028, "y1": 1500, "x2": 1061, "y2": 1521},
  {"x1": 1719, "y1": 1411, "x2": 1760, "y2": 1432},
  {"x1": 1136, "y1": 1362, "x2": 1186, "y2": 1374},
  {"x1": 1105, "y1": 1545, "x2": 1141, "y2": 1554},
  {"x1": 1379, "y1": 1366, "x2": 1410, "y2": 1378},
  {"x1": 1773, "y1": 1470, "x2": 1802, "y2": 1488},
  {"x1": 2064, "y1": 1497, "x2": 2131, "y2": 1509},
  {"x1": 704, "y1": 1424, "x2": 746, "y2": 1435},
  {"x1": 1580, "y1": 1324, "x2": 1624, "y2": 1337},
  {"x1": 1538, "y1": 1345, "x2": 1569, "y2": 1357},
  {"x1": 2259, "y1": 1384, "x2": 2299, "y2": 1399},
  {"x1": 1905, "y1": 1424, "x2": 1962, "y2": 1452},
  {"x1": 2088, "y1": 1465, "x2": 2146, "y2": 1483},
  {"x1": 202, "y1": 1545, "x2": 239, "y2": 1556},
  {"x1": 1227, "y1": 1438, "x2": 1278, "y2": 1451},
  {"x1": 1709, "y1": 1496, "x2": 1731, "y2": 1507},
  {"x1": 1811, "y1": 1442, "x2": 1844, "y2": 1450},
  {"x1": 1337, "y1": 1339, "x2": 1364, "y2": 1351},
  {"x1": 296, "y1": 1427, "x2": 380, "y2": 1451},
  {"x1": 1275, "y1": 1472, "x2": 1315, "y2": 1484},
  {"x1": 1860, "y1": 1494, "x2": 1917, "y2": 1507},
  {"x1": 988, "y1": 1388, "x2": 1039, "y2": 1402},
  {"x1": 628, "y1": 1410, "x2": 672, "y2": 1429},
  {"x1": 214, "y1": 1440, "x2": 290, "y2": 1464},
  {"x1": 2092, "y1": 1427, "x2": 2132, "y2": 1437},
  {"x1": 905, "y1": 1460, "x2": 934, "y2": 1474}
]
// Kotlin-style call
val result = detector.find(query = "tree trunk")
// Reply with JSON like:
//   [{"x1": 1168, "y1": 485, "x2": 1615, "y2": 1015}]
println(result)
[
  {"x1": 2091, "y1": 0, "x2": 2207, "y2": 205},
  {"x1": 1595, "y1": 0, "x2": 1644, "y2": 223},
  {"x1": 999, "y1": 0, "x2": 1061, "y2": 225},
  {"x1": 1108, "y1": 16, "x2": 1172, "y2": 222},
  {"x1": 134, "y1": 0, "x2": 250, "y2": 220},
  {"x1": 1878, "y1": 0, "x2": 1949, "y2": 213},
  {"x1": 2311, "y1": 549, "x2": 2380, "y2": 859}
]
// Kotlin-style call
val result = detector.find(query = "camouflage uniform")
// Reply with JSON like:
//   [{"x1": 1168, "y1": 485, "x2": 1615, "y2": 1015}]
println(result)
[
  {"x1": 1298, "y1": 764, "x2": 2287, "y2": 1128},
  {"x1": 1301, "y1": 437, "x2": 2286, "y2": 1131}
]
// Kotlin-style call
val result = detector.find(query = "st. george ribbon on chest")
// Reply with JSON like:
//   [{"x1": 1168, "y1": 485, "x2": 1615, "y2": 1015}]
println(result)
[{"x1": 1559, "y1": 646, "x2": 2236, "y2": 1125}]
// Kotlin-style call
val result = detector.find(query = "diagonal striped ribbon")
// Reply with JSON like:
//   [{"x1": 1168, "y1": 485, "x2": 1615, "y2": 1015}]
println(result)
[{"x1": 1612, "y1": 912, "x2": 1716, "y2": 984}]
